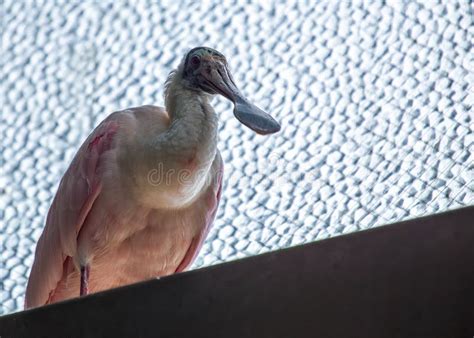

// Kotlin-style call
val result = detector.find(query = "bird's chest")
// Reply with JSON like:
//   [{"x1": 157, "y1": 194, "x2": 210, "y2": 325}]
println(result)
[
  {"x1": 135, "y1": 149, "x2": 216, "y2": 209},
  {"x1": 117, "y1": 112, "x2": 218, "y2": 210}
]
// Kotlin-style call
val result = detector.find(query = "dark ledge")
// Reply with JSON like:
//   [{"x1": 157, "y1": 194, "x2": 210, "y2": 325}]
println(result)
[{"x1": 1, "y1": 206, "x2": 473, "y2": 338}]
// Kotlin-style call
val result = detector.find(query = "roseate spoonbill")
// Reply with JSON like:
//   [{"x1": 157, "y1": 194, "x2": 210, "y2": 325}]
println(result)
[{"x1": 25, "y1": 47, "x2": 280, "y2": 308}]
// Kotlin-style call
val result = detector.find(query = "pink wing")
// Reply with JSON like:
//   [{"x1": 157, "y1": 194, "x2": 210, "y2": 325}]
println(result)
[
  {"x1": 175, "y1": 152, "x2": 224, "y2": 273},
  {"x1": 25, "y1": 115, "x2": 121, "y2": 308}
]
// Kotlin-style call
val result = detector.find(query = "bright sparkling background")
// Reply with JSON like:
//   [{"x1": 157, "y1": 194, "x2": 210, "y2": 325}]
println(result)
[{"x1": 1, "y1": 0, "x2": 473, "y2": 314}]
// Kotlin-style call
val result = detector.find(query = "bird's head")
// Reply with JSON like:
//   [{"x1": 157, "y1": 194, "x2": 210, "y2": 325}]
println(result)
[{"x1": 180, "y1": 47, "x2": 280, "y2": 135}]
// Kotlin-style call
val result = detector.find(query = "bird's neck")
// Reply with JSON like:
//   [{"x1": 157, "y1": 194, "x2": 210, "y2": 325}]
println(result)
[
  {"x1": 150, "y1": 78, "x2": 218, "y2": 169},
  {"x1": 126, "y1": 72, "x2": 219, "y2": 209},
  {"x1": 171, "y1": 93, "x2": 216, "y2": 152}
]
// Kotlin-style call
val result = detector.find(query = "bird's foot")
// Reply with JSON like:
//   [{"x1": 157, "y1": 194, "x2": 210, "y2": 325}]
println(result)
[{"x1": 80, "y1": 265, "x2": 90, "y2": 296}]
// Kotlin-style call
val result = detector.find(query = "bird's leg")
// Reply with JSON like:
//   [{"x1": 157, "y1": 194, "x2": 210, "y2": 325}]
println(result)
[{"x1": 80, "y1": 265, "x2": 90, "y2": 296}]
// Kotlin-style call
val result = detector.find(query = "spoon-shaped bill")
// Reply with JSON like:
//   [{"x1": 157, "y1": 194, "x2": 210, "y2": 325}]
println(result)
[{"x1": 201, "y1": 60, "x2": 281, "y2": 135}]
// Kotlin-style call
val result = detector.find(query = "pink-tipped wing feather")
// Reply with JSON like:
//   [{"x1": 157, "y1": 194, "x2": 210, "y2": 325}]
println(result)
[{"x1": 25, "y1": 116, "x2": 120, "y2": 308}]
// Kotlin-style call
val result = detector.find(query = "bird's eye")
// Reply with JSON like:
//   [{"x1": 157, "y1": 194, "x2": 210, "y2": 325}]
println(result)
[{"x1": 190, "y1": 55, "x2": 201, "y2": 67}]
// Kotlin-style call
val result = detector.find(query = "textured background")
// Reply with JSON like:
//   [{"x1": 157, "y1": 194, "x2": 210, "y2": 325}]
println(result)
[{"x1": 1, "y1": 0, "x2": 473, "y2": 315}]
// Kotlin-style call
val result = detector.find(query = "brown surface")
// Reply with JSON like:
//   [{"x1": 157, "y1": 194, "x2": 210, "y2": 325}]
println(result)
[{"x1": 1, "y1": 206, "x2": 473, "y2": 338}]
